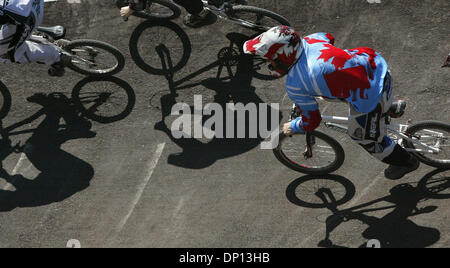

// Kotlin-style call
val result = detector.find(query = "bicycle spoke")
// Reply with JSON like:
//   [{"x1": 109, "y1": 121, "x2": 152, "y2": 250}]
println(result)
[
  {"x1": 281, "y1": 136, "x2": 336, "y2": 169},
  {"x1": 69, "y1": 46, "x2": 118, "y2": 73},
  {"x1": 405, "y1": 122, "x2": 450, "y2": 168}
]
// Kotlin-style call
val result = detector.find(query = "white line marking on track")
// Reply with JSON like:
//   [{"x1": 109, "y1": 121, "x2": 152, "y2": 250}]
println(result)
[
  {"x1": 116, "y1": 142, "x2": 166, "y2": 233},
  {"x1": 2, "y1": 153, "x2": 27, "y2": 191},
  {"x1": 299, "y1": 172, "x2": 384, "y2": 247}
]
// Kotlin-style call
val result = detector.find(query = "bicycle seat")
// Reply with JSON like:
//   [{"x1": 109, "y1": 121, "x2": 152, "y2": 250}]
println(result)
[
  {"x1": 387, "y1": 100, "x2": 407, "y2": 118},
  {"x1": 37, "y1": 26, "x2": 66, "y2": 40}
]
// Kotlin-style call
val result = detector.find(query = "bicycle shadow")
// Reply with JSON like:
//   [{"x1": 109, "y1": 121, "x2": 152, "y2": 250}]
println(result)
[
  {"x1": 155, "y1": 77, "x2": 280, "y2": 169},
  {"x1": 286, "y1": 169, "x2": 450, "y2": 248},
  {"x1": 0, "y1": 76, "x2": 135, "y2": 212},
  {"x1": 0, "y1": 93, "x2": 96, "y2": 212},
  {"x1": 151, "y1": 32, "x2": 281, "y2": 169}
]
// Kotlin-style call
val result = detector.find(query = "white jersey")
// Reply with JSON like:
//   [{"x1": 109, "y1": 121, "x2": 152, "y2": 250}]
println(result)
[{"x1": 0, "y1": 0, "x2": 44, "y2": 25}]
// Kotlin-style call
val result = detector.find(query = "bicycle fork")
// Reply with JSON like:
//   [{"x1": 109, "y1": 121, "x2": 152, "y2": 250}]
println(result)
[{"x1": 304, "y1": 132, "x2": 315, "y2": 159}]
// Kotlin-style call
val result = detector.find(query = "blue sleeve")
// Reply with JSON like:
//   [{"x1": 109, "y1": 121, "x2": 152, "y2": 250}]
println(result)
[
  {"x1": 304, "y1": 32, "x2": 335, "y2": 45},
  {"x1": 286, "y1": 87, "x2": 321, "y2": 133}
]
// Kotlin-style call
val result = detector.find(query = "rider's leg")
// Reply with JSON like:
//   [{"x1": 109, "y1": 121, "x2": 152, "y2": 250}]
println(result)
[
  {"x1": 14, "y1": 40, "x2": 71, "y2": 77},
  {"x1": 348, "y1": 73, "x2": 419, "y2": 180},
  {"x1": 0, "y1": 24, "x2": 17, "y2": 63},
  {"x1": 173, "y1": 0, "x2": 216, "y2": 28},
  {"x1": 14, "y1": 41, "x2": 60, "y2": 65},
  {"x1": 0, "y1": 23, "x2": 68, "y2": 76}
]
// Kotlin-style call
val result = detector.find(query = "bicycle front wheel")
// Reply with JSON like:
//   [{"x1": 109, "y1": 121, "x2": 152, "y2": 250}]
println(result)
[
  {"x1": 133, "y1": 0, "x2": 181, "y2": 20},
  {"x1": 404, "y1": 121, "x2": 450, "y2": 168},
  {"x1": 273, "y1": 131, "x2": 345, "y2": 175},
  {"x1": 229, "y1": 5, "x2": 291, "y2": 32},
  {"x1": 66, "y1": 40, "x2": 125, "y2": 77}
]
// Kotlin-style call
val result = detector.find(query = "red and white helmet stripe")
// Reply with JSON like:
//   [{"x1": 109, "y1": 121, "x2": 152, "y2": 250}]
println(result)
[{"x1": 244, "y1": 26, "x2": 303, "y2": 76}]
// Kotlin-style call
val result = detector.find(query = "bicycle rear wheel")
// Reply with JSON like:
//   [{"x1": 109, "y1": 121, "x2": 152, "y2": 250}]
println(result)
[
  {"x1": 228, "y1": 5, "x2": 291, "y2": 32},
  {"x1": 133, "y1": 0, "x2": 181, "y2": 20},
  {"x1": 404, "y1": 121, "x2": 450, "y2": 168},
  {"x1": 273, "y1": 131, "x2": 345, "y2": 175},
  {"x1": 66, "y1": 40, "x2": 125, "y2": 77}
]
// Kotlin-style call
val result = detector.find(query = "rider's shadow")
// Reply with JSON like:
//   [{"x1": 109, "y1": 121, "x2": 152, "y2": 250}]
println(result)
[
  {"x1": 288, "y1": 170, "x2": 450, "y2": 248},
  {"x1": 355, "y1": 183, "x2": 441, "y2": 248},
  {"x1": 0, "y1": 93, "x2": 95, "y2": 212},
  {"x1": 154, "y1": 45, "x2": 281, "y2": 169}
]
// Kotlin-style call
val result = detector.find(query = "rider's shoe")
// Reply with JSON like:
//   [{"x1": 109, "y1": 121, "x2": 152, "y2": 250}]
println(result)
[
  {"x1": 48, "y1": 52, "x2": 72, "y2": 77},
  {"x1": 234, "y1": 0, "x2": 248, "y2": 5},
  {"x1": 384, "y1": 155, "x2": 420, "y2": 180},
  {"x1": 208, "y1": 0, "x2": 224, "y2": 8},
  {"x1": 183, "y1": 9, "x2": 217, "y2": 28}
]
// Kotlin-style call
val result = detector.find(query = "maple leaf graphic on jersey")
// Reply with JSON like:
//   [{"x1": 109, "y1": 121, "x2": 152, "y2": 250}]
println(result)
[
  {"x1": 318, "y1": 44, "x2": 352, "y2": 70},
  {"x1": 319, "y1": 46, "x2": 379, "y2": 100}
]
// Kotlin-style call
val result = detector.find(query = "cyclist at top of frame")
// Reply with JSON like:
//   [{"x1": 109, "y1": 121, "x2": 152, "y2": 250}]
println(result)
[
  {"x1": 244, "y1": 26, "x2": 420, "y2": 180},
  {"x1": 0, "y1": 0, "x2": 70, "y2": 76},
  {"x1": 118, "y1": 0, "x2": 246, "y2": 27}
]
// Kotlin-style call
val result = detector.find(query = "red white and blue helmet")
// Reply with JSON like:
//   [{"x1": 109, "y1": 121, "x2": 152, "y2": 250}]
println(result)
[{"x1": 243, "y1": 26, "x2": 303, "y2": 77}]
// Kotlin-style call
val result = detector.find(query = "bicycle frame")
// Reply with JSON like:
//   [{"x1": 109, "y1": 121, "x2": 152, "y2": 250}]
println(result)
[
  {"x1": 201, "y1": 0, "x2": 271, "y2": 30},
  {"x1": 28, "y1": 33, "x2": 97, "y2": 67},
  {"x1": 320, "y1": 115, "x2": 443, "y2": 155}
]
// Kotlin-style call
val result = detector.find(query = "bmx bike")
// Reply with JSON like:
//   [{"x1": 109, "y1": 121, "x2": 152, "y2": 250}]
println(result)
[
  {"x1": 30, "y1": 26, "x2": 125, "y2": 77},
  {"x1": 0, "y1": 25, "x2": 127, "y2": 120},
  {"x1": 274, "y1": 98, "x2": 450, "y2": 175},
  {"x1": 125, "y1": 0, "x2": 290, "y2": 31},
  {"x1": 128, "y1": 0, "x2": 290, "y2": 76}
]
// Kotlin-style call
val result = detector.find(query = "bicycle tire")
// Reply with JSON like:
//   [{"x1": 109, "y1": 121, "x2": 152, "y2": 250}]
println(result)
[
  {"x1": 132, "y1": 0, "x2": 181, "y2": 20},
  {"x1": 404, "y1": 120, "x2": 450, "y2": 168},
  {"x1": 71, "y1": 76, "x2": 136, "y2": 124},
  {"x1": 129, "y1": 20, "x2": 191, "y2": 75},
  {"x1": 66, "y1": 40, "x2": 125, "y2": 77},
  {"x1": 273, "y1": 131, "x2": 345, "y2": 175},
  {"x1": 229, "y1": 5, "x2": 291, "y2": 32},
  {"x1": 0, "y1": 81, "x2": 11, "y2": 120}
]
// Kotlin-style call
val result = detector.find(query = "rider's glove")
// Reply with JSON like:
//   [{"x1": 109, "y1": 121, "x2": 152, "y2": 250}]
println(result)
[
  {"x1": 120, "y1": 6, "x2": 134, "y2": 19},
  {"x1": 290, "y1": 117, "x2": 305, "y2": 134}
]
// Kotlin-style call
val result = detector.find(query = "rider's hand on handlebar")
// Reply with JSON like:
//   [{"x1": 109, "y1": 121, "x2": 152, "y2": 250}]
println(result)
[
  {"x1": 283, "y1": 122, "x2": 294, "y2": 136},
  {"x1": 120, "y1": 6, "x2": 134, "y2": 20}
]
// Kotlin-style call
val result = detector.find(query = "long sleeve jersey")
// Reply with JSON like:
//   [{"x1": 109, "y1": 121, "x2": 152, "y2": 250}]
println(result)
[
  {"x1": 286, "y1": 32, "x2": 389, "y2": 132},
  {"x1": 0, "y1": 0, "x2": 43, "y2": 24}
]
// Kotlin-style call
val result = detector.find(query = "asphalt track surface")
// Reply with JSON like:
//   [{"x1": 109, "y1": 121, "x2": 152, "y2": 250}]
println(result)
[{"x1": 0, "y1": 0, "x2": 449, "y2": 248}]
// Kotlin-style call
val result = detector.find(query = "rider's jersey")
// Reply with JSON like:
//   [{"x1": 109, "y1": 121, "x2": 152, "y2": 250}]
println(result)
[
  {"x1": 0, "y1": 0, "x2": 43, "y2": 59},
  {"x1": 286, "y1": 32, "x2": 389, "y2": 132},
  {"x1": 0, "y1": 0, "x2": 44, "y2": 25}
]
